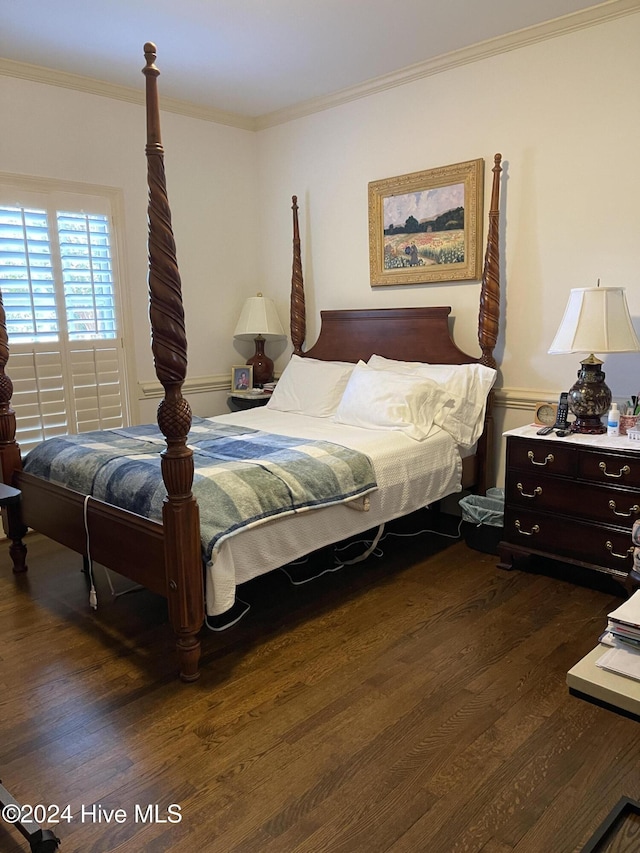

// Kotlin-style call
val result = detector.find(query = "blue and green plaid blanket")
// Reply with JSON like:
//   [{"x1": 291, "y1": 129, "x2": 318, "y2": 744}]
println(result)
[{"x1": 23, "y1": 417, "x2": 377, "y2": 562}]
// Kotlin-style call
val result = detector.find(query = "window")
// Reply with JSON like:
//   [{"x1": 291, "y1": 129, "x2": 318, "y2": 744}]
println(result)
[{"x1": 0, "y1": 178, "x2": 131, "y2": 452}]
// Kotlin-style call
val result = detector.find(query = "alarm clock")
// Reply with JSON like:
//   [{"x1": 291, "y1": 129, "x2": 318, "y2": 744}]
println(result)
[{"x1": 534, "y1": 401, "x2": 558, "y2": 426}]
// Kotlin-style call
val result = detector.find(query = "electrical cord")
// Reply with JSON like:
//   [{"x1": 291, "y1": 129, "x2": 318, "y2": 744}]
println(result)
[
  {"x1": 82, "y1": 494, "x2": 143, "y2": 609},
  {"x1": 279, "y1": 560, "x2": 345, "y2": 585},
  {"x1": 334, "y1": 517, "x2": 464, "y2": 562},
  {"x1": 280, "y1": 515, "x2": 464, "y2": 586}
]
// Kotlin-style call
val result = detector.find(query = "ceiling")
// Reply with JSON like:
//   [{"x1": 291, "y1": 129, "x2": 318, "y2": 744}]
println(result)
[{"x1": 0, "y1": 0, "x2": 627, "y2": 123}]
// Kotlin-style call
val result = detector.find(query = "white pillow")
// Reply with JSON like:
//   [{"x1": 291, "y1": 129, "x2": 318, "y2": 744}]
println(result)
[
  {"x1": 367, "y1": 354, "x2": 496, "y2": 447},
  {"x1": 266, "y1": 355, "x2": 355, "y2": 417},
  {"x1": 334, "y1": 362, "x2": 452, "y2": 440}
]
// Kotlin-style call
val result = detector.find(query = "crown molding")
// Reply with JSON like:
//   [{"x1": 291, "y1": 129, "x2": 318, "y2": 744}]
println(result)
[
  {"x1": 1, "y1": 0, "x2": 638, "y2": 131},
  {"x1": 255, "y1": 0, "x2": 640, "y2": 129},
  {"x1": 0, "y1": 57, "x2": 257, "y2": 131}
]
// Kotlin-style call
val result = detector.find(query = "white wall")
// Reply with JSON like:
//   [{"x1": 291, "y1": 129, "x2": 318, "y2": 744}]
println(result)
[
  {"x1": 256, "y1": 13, "x2": 640, "y2": 482},
  {"x1": 1, "y1": 75, "x2": 259, "y2": 422}
]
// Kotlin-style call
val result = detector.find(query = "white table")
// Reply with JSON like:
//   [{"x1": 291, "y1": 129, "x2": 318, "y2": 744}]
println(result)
[
  {"x1": 567, "y1": 644, "x2": 640, "y2": 721},
  {"x1": 567, "y1": 645, "x2": 640, "y2": 851}
]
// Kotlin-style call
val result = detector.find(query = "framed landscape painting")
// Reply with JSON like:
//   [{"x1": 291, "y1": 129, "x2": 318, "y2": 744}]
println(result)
[{"x1": 368, "y1": 158, "x2": 484, "y2": 286}]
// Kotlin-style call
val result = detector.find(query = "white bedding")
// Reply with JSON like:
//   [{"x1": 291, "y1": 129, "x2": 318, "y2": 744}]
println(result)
[{"x1": 204, "y1": 409, "x2": 464, "y2": 616}]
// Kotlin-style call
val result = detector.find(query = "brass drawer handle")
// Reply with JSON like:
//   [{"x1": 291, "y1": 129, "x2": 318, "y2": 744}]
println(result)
[
  {"x1": 515, "y1": 520, "x2": 540, "y2": 536},
  {"x1": 517, "y1": 483, "x2": 542, "y2": 499},
  {"x1": 608, "y1": 500, "x2": 640, "y2": 518},
  {"x1": 605, "y1": 540, "x2": 634, "y2": 560},
  {"x1": 599, "y1": 462, "x2": 631, "y2": 479},
  {"x1": 527, "y1": 451, "x2": 554, "y2": 467}
]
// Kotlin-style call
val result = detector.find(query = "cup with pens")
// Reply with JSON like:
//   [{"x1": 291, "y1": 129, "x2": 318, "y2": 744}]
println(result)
[{"x1": 620, "y1": 395, "x2": 640, "y2": 435}]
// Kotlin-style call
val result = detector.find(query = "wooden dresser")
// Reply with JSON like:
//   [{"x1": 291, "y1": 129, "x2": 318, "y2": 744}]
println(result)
[{"x1": 499, "y1": 426, "x2": 640, "y2": 582}]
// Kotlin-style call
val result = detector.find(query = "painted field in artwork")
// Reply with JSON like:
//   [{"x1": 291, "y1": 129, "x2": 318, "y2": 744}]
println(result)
[{"x1": 383, "y1": 230, "x2": 464, "y2": 270}]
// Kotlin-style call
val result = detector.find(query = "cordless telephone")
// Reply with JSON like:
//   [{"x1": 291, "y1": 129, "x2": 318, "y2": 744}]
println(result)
[{"x1": 536, "y1": 392, "x2": 569, "y2": 435}]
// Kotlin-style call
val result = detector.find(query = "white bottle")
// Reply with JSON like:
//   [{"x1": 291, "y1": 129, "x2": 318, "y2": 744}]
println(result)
[{"x1": 607, "y1": 402, "x2": 620, "y2": 436}]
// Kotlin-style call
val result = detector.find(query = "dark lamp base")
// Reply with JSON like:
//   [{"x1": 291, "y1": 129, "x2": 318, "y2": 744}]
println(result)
[
  {"x1": 570, "y1": 417, "x2": 606, "y2": 435},
  {"x1": 247, "y1": 335, "x2": 274, "y2": 387},
  {"x1": 567, "y1": 356, "x2": 610, "y2": 436}
]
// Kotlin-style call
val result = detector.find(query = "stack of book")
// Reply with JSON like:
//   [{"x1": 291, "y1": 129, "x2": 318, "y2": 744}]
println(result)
[
  {"x1": 605, "y1": 593, "x2": 640, "y2": 650},
  {"x1": 596, "y1": 591, "x2": 640, "y2": 680}
]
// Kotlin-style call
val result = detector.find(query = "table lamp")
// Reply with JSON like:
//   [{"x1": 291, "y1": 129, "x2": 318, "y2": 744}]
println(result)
[
  {"x1": 548, "y1": 285, "x2": 640, "y2": 434},
  {"x1": 233, "y1": 293, "x2": 285, "y2": 386}
]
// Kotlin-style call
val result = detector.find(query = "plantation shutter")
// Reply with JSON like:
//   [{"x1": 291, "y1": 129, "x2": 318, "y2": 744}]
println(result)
[
  {"x1": 0, "y1": 183, "x2": 130, "y2": 452},
  {"x1": 68, "y1": 345, "x2": 126, "y2": 433}
]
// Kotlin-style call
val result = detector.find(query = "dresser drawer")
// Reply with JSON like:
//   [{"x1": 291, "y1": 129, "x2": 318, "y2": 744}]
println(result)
[
  {"x1": 505, "y1": 474, "x2": 640, "y2": 529},
  {"x1": 503, "y1": 507, "x2": 634, "y2": 575},
  {"x1": 507, "y1": 438, "x2": 576, "y2": 477},
  {"x1": 578, "y1": 448, "x2": 640, "y2": 488}
]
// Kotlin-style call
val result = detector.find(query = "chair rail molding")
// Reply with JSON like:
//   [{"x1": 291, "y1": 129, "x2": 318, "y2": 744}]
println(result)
[
  {"x1": 494, "y1": 387, "x2": 563, "y2": 413},
  {"x1": 138, "y1": 373, "x2": 229, "y2": 400}
]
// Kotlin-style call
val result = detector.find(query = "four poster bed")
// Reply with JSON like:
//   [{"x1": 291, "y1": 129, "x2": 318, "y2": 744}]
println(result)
[{"x1": 0, "y1": 44, "x2": 503, "y2": 682}]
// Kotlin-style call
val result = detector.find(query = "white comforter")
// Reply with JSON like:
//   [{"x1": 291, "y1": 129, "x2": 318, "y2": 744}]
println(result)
[{"x1": 204, "y1": 409, "x2": 463, "y2": 616}]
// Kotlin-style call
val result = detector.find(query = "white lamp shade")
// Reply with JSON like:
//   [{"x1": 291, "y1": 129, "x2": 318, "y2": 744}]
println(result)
[
  {"x1": 233, "y1": 294, "x2": 285, "y2": 341},
  {"x1": 548, "y1": 287, "x2": 640, "y2": 355}
]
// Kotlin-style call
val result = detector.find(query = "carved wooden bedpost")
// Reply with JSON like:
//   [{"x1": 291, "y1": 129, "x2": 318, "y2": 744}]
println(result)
[
  {"x1": 290, "y1": 196, "x2": 306, "y2": 356},
  {"x1": 478, "y1": 153, "x2": 502, "y2": 370},
  {"x1": 0, "y1": 290, "x2": 28, "y2": 572},
  {"x1": 143, "y1": 43, "x2": 204, "y2": 681},
  {"x1": 476, "y1": 153, "x2": 503, "y2": 493}
]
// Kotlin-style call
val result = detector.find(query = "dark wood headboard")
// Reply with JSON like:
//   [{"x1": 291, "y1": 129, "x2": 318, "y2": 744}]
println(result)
[{"x1": 304, "y1": 307, "x2": 481, "y2": 365}]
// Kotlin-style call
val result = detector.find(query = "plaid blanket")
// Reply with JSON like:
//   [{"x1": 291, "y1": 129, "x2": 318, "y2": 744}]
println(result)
[{"x1": 23, "y1": 417, "x2": 377, "y2": 562}]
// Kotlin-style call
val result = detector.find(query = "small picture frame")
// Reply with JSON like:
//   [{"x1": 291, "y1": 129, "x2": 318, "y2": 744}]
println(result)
[{"x1": 231, "y1": 365, "x2": 253, "y2": 392}]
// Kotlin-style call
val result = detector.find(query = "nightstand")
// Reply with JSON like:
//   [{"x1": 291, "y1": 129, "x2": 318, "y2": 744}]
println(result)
[
  {"x1": 498, "y1": 425, "x2": 640, "y2": 584},
  {"x1": 228, "y1": 393, "x2": 270, "y2": 412}
]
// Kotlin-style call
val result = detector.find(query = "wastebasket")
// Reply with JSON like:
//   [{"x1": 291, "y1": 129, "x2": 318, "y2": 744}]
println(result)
[{"x1": 459, "y1": 487, "x2": 504, "y2": 555}]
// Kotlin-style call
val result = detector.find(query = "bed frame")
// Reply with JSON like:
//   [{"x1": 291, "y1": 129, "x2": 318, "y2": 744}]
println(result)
[{"x1": 0, "y1": 43, "x2": 502, "y2": 682}]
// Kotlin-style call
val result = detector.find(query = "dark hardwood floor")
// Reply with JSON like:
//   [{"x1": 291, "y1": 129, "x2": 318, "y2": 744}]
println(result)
[{"x1": 0, "y1": 514, "x2": 637, "y2": 853}]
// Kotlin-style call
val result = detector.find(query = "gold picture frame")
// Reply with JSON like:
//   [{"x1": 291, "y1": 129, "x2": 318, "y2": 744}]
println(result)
[
  {"x1": 231, "y1": 365, "x2": 253, "y2": 392},
  {"x1": 368, "y1": 158, "x2": 484, "y2": 286}
]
